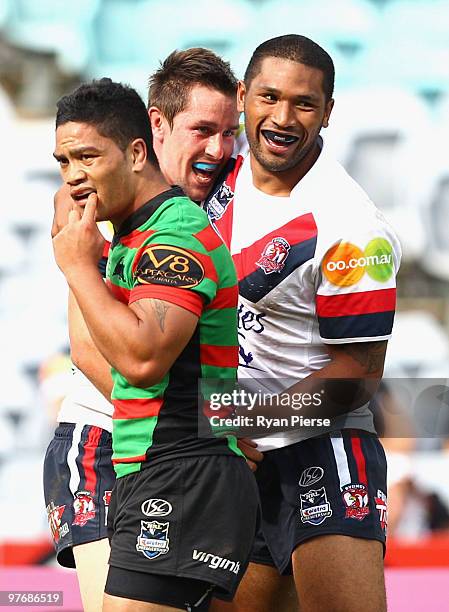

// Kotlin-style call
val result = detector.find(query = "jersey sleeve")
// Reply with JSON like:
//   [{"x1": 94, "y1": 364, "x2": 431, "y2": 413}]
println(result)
[
  {"x1": 315, "y1": 221, "x2": 402, "y2": 344},
  {"x1": 128, "y1": 229, "x2": 219, "y2": 317}
]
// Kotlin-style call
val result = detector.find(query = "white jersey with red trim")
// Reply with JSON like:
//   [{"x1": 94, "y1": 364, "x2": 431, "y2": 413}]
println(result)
[
  {"x1": 56, "y1": 222, "x2": 114, "y2": 431},
  {"x1": 206, "y1": 135, "x2": 401, "y2": 451}
]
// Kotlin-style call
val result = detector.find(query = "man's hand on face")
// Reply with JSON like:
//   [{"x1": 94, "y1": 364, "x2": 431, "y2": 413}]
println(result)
[
  {"x1": 51, "y1": 184, "x2": 73, "y2": 238},
  {"x1": 52, "y1": 193, "x2": 104, "y2": 280}
]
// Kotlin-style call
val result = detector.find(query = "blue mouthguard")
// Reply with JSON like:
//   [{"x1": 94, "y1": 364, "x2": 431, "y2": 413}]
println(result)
[{"x1": 192, "y1": 162, "x2": 218, "y2": 172}]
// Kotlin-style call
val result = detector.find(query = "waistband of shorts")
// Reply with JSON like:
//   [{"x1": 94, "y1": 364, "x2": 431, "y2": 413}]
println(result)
[{"x1": 54, "y1": 422, "x2": 112, "y2": 441}]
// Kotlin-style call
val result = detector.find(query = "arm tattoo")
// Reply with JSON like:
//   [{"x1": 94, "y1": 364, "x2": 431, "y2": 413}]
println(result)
[
  {"x1": 150, "y1": 299, "x2": 170, "y2": 333},
  {"x1": 340, "y1": 341, "x2": 386, "y2": 374}
]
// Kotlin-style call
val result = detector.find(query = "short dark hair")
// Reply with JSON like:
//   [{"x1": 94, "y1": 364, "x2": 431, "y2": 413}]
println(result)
[
  {"x1": 244, "y1": 35, "x2": 335, "y2": 102},
  {"x1": 148, "y1": 48, "x2": 237, "y2": 127},
  {"x1": 56, "y1": 78, "x2": 158, "y2": 165}
]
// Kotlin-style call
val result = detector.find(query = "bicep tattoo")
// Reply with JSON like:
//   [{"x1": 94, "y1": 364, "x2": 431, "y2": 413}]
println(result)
[
  {"x1": 340, "y1": 341, "x2": 386, "y2": 374},
  {"x1": 149, "y1": 299, "x2": 170, "y2": 333}
]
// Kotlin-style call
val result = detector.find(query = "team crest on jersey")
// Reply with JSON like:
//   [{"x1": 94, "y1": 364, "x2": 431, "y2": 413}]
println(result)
[
  {"x1": 256, "y1": 237, "x2": 291, "y2": 274},
  {"x1": 300, "y1": 487, "x2": 332, "y2": 525},
  {"x1": 207, "y1": 183, "x2": 234, "y2": 221},
  {"x1": 103, "y1": 490, "x2": 112, "y2": 526},
  {"x1": 375, "y1": 489, "x2": 387, "y2": 532},
  {"x1": 136, "y1": 520, "x2": 170, "y2": 559},
  {"x1": 342, "y1": 484, "x2": 370, "y2": 521},
  {"x1": 46, "y1": 502, "x2": 69, "y2": 542},
  {"x1": 72, "y1": 491, "x2": 96, "y2": 527}
]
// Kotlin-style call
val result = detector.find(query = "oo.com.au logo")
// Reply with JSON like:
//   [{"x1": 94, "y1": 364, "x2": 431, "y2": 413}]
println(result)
[{"x1": 322, "y1": 237, "x2": 393, "y2": 287}]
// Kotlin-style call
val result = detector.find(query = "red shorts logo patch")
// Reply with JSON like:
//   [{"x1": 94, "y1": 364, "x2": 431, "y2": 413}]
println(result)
[
  {"x1": 342, "y1": 483, "x2": 370, "y2": 521},
  {"x1": 72, "y1": 491, "x2": 96, "y2": 527}
]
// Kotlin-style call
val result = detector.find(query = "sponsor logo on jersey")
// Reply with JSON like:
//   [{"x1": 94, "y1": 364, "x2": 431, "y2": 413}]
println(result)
[
  {"x1": 322, "y1": 238, "x2": 393, "y2": 286},
  {"x1": 256, "y1": 237, "x2": 291, "y2": 274},
  {"x1": 375, "y1": 489, "x2": 387, "y2": 532},
  {"x1": 46, "y1": 502, "x2": 69, "y2": 542},
  {"x1": 136, "y1": 520, "x2": 170, "y2": 559},
  {"x1": 135, "y1": 245, "x2": 205, "y2": 289},
  {"x1": 342, "y1": 484, "x2": 370, "y2": 521},
  {"x1": 192, "y1": 549, "x2": 240, "y2": 574},
  {"x1": 207, "y1": 183, "x2": 234, "y2": 221},
  {"x1": 299, "y1": 466, "x2": 324, "y2": 487},
  {"x1": 103, "y1": 490, "x2": 112, "y2": 526},
  {"x1": 141, "y1": 498, "x2": 173, "y2": 517},
  {"x1": 300, "y1": 487, "x2": 332, "y2": 525},
  {"x1": 72, "y1": 491, "x2": 96, "y2": 527}
]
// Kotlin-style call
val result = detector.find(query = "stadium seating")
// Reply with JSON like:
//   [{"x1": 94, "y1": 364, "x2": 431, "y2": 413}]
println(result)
[
  {"x1": 326, "y1": 87, "x2": 434, "y2": 262},
  {"x1": 5, "y1": 0, "x2": 101, "y2": 74}
]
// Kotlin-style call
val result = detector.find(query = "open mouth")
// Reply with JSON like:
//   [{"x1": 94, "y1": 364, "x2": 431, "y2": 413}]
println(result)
[
  {"x1": 261, "y1": 130, "x2": 299, "y2": 151},
  {"x1": 192, "y1": 162, "x2": 220, "y2": 184},
  {"x1": 71, "y1": 190, "x2": 96, "y2": 205}
]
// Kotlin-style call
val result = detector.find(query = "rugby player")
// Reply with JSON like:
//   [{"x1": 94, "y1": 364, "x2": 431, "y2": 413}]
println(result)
[
  {"x1": 206, "y1": 35, "x2": 401, "y2": 612},
  {"x1": 45, "y1": 49, "x2": 262, "y2": 612},
  {"x1": 52, "y1": 78, "x2": 259, "y2": 612}
]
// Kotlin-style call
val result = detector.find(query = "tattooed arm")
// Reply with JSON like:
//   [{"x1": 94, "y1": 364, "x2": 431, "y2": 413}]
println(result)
[
  {"x1": 284, "y1": 341, "x2": 387, "y2": 420},
  {"x1": 60, "y1": 263, "x2": 198, "y2": 389}
]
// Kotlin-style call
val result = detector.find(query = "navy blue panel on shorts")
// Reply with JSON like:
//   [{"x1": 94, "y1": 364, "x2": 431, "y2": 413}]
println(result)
[
  {"x1": 107, "y1": 455, "x2": 260, "y2": 600},
  {"x1": 43, "y1": 422, "x2": 115, "y2": 568},
  {"x1": 253, "y1": 429, "x2": 388, "y2": 575}
]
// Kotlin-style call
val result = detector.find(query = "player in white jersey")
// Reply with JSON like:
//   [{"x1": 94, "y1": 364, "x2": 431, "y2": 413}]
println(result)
[{"x1": 206, "y1": 35, "x2": 401, "y2": 612}]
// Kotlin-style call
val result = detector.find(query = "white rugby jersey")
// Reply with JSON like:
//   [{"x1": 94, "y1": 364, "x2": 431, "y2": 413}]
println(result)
[
  {"x1": 57, "y1": 222, "x2": 114, "y2": 431},
  {"x1": 206, "y1": 135, "x2": 401, "y2": 451}
]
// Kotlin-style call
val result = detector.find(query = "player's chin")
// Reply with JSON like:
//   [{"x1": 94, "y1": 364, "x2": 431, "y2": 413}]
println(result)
[{"x1": 188, "y1": 182, "x2": 212, "y2": 203}]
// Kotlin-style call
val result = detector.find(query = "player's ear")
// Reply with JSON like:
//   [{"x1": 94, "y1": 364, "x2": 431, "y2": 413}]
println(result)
[
  {"x1": 148, "y1": 106, "x2": 166, "y2": 142},
  {"x1": 130, "y1": 138, "x2": 147, "y2": 171},
  {"x1": 322, "y1": 98, "x2": 334, "y2": 128},
  {"x1": 237, "y1": 81, "x2": 246, "y2": 114}
]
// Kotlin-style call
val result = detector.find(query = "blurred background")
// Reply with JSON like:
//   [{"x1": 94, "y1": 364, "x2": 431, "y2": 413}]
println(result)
[{"x1": 0, "y1": 0, "x2": 448, "y2": 609}]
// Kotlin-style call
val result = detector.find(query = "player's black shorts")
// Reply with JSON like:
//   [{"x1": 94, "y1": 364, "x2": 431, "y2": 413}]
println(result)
[
  {"x1": 43, "y1": 422, "x2": 115, "y2": 567},
  {"x1": 251, "y1": 429, "x2": 388, "y2": 574},
  {"x1": 106, "y1": 454, "x2": 260, "y2": 601}
]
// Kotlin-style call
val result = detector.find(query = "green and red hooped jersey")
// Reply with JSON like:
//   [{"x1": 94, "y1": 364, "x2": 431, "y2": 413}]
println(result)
[{"x1": 106, "y1": 187, "x2": 244, "y2": 478}]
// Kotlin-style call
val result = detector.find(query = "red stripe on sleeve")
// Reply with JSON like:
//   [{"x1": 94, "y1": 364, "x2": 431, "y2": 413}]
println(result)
[
  {"x1": 206, "y1": 285, "x2": 238, "y2": 310},
  {"x1": 194, "y1": 224, "x2": 224, "y2": 251},
  {"x1": 107, "y1": 280, "x2": 131, "y2": 304},
  {"x1": 129, "y1": 285, "x2": 204, "y2": 317},
  {"x1": 82, "y1": 426, "x2": 102, "y2": 495},
  {"x1": 316, "y1": 288, "x2": 396, "y2": 318},
  {"x1": 113, "y1": 397, "x2": 163, "y2": 420},
  {"x1": 200, "y1": 344, "x2": 238, "y2": 368},
  {"x1": 102, "y1": 240, "x2": 111, "y2": 257},
  {"x1": 351, "y1": 434, "x2": 368, "y2": 485}
]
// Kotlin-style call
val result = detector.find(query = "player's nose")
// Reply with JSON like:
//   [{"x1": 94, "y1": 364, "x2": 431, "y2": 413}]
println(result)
[{"x1": 205, "y1": 134, "x2": 224, "y2": 160}]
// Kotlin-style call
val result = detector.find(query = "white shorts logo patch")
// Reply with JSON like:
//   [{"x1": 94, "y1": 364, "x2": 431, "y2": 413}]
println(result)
[
  {"x1": 300, "y1": 487, "x2": 332, "y2": 525},
  {"x1": 136, "y1": 520, "x2": 170, "y2": 559},
  {"x1": 299, "y1": 466, "x2": 324, "y2": 487},
  {"x1": 141, "y1": 498, "x2": 173, "y2": 517}
]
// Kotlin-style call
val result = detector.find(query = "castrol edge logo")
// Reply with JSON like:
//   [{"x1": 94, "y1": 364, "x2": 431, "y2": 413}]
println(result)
[{"x1": 322, "y1": 238, "x2": 393, "y2": 286}]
